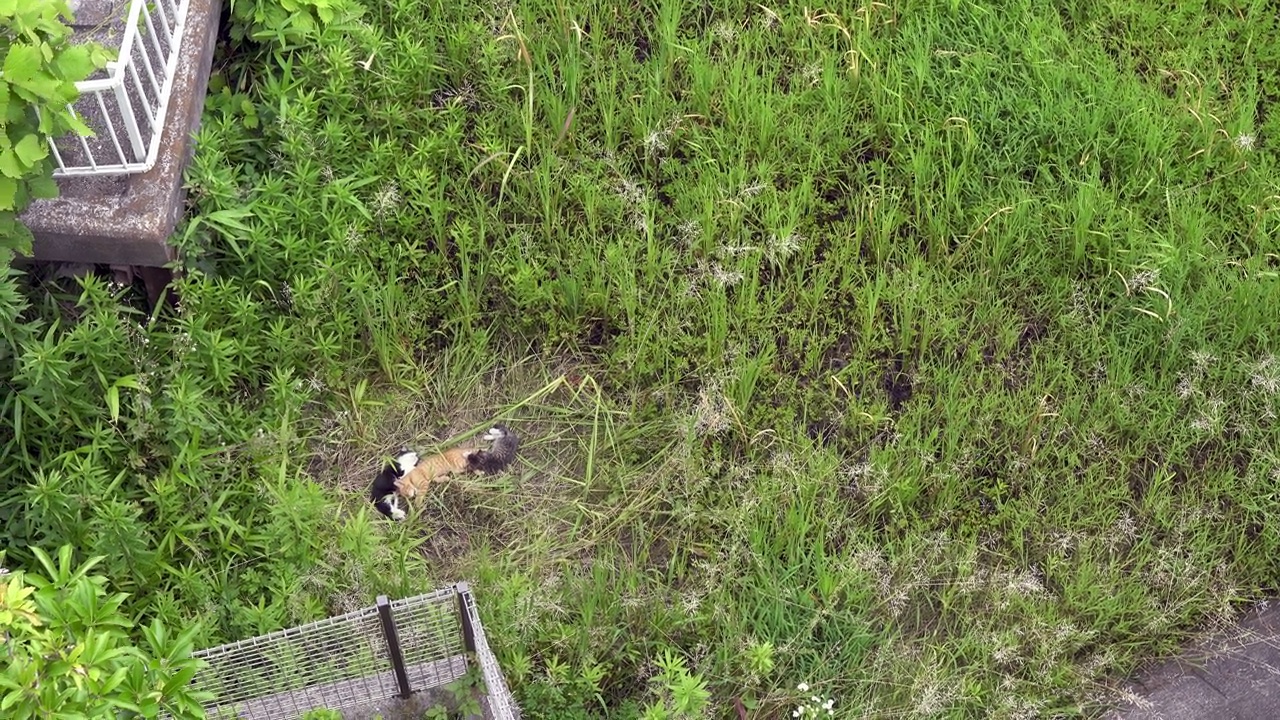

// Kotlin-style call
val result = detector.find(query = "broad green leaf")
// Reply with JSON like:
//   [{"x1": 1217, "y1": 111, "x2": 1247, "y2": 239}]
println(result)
[
  {"x1": 2, "y1": 44, "x2": 40, "y2": 85},
  {"x1": 162, "y1": 664, "x2": 197, "y2": 693},
  {"x1": 52, "y1": 45, "x2": 97, "y2": 83},
  {"x1": 0, "y1": 149, "x2": 22, "y2": 178},
  {"x1": 14, "y1": 133, "x2": 46, "y2": 166},
  {"x1": 63, "y1": 111, "x2": 92, "y2": 137},
  {"x1": 28, "y1": 172, "x2": 57, "y2": 199},
  {"x1": 0, "y1": 176, "x2": 18, "y2": 210}
]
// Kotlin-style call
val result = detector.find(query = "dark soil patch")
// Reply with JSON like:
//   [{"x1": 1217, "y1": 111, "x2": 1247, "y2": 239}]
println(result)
[
  {"x1": 882, "y1": 352, "x2": 914, "y2": 411},
  {"x1": 633, "y1": 32, "x2": 651, "y2": 62}
]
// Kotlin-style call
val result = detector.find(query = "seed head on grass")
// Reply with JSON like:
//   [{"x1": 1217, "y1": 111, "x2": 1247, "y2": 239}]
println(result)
[
  {"x1": 614, "y1": 177, "x2": 651, "y2": 233},
  {"x1": 690, "y1": 376, "x2": 732, "y2": 436},
  {"x1": 1251, "y1": 355, "x2": 1279, "y2": 395},
  {"x1": 372, "y1": 181, "x2": 401, "y2": 219},
  {"x1": 991, "y1": 639, "x2": 1020, "y2": 667},
  {"x1": 710, "y1": 20, "x2": 738, "y2": 44},
  {"x1": 912, "y1": 668, "x2": 956, "y2": 717},
  {"x1": 1190, "y1": 395, "x2": 1224, "y2": 433},
  {"x1": 643, "y1": 115, "x2": 683, "y2": 160},
  {"x1": 1125, "y1": 268, "x2": 1160, "y2": 295},
  {"x1": 1189, "y1": 349, "x2": 1218, "y2": 370},
  {"x1": 688, "y1": 259, "x2": 744, "y2": 291},
  {"x1": 841, "y1": 459, "x2": 886, "y2": 498},
  {"x1": 675, "y1": 219, "x2": 702, "y2": 248},
  {"x1": 343, "y1": 224, "x2": 364, "y2": 251},
  {"x1": 1004, "y1": 568, "x2": 1046, "y2": 598},
  {"x1": 757, "y1": 8, "x2": 781, "y2": 31},
  {"x1": 766, "y1": 231, "x2": 803, "y2": 264},
  {"x1": 1175, "y1": 374, "x2": 1198, "y2": 400},
  {"x1": 801, "y1": 62, "x2": 823, "y2": 86}
]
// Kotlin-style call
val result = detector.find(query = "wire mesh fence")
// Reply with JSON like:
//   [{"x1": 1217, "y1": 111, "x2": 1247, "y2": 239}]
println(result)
[
  {"x1": 173, "y1": 584, "x2": 518, "y2": 720},
  {"x1": 462, "y1": 587, "x2": 518, "y2": 720}
]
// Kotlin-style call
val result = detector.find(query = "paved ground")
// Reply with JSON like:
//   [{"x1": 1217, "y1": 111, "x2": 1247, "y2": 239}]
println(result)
[{"x1": 1105, "y1": 602, "x2": 1280, "y2": 719}]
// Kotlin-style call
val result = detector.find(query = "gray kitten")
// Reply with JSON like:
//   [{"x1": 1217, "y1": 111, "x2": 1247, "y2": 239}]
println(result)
[{"x1": 467, "y1": 424, "x2": 519, "y2": 474}]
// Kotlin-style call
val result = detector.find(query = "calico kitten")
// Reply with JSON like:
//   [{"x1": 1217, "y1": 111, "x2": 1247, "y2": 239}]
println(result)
[
  {"x1": 467, "y1": 424, "x2": 519, "y2": 475},
  {"x1": 371, "y1": 450, "x2": 418, "y2": 521}
]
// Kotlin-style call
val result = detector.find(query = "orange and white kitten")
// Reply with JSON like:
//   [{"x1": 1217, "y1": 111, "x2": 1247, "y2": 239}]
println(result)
[{"x1": 394, "y1": 446, "x2": 480, "y2": 498}]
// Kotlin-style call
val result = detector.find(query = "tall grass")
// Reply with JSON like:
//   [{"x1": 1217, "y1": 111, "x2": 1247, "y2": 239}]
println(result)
[{"x1": 3, "y1": 0, "x2": 1279, "y2": 717}]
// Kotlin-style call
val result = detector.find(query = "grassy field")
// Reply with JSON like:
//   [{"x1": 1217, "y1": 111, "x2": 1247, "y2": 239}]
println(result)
[{"x1": 5, "y1": 0, "x2": 1280, "y2": 717}]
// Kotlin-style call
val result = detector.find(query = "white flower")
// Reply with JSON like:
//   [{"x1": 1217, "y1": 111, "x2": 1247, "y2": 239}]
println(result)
[
  {"x1": 1235, "y1": 133, "x2": 1256, "y2": 151},
  {"x1": 797, "y1": 683, "x2": 810, "y2": 692}
]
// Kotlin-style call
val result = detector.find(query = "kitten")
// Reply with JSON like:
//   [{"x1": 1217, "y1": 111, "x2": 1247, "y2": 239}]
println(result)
[
  {"x1": 393, "y1": 446, "x2": 481, "y2": 499},
  {"x1": 467, "y1": 424, "x2": 519, "y2": 475},
  {"x1": 371, "y1": 450, "x2": 418, "y2": 521}
]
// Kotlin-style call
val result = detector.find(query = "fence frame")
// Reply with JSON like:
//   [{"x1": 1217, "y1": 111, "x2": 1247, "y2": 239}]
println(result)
[
  {"x1": 181, "y1": 583, "x2": 518, "y2": 720},
  {"x1": 42, "y1": 0, "x2": 192, "y2": 177}
]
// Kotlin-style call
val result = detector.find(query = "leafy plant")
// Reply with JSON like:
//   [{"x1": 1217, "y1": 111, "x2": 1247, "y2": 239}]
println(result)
[
  {"x1": 0, "y1": 545, "x2": 211, "y2": 718},
  {"x1": 5, "y1": 0, "x2": 1280, "y2": 718},
  {"x1": 441, "y1": 664, "x2": 484, "y2": 719},
  {"x1": 0, "y1": 0, "x2": 110, "y2": 253},
  {"x1": 639, "y1": 651, "x2": 710, "y2": 720},
  {"x1": 228, "y1": 0, "x2": 359, "y2": 52}
]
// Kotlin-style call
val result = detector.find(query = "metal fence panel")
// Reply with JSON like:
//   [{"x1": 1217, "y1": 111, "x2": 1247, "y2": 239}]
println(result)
[
  {"x1": 47, "y1": 0, "x2": 191, "y2": 176},
  {"x1": 167, "y1": 584, "x2": 518, "y2": 720},
  {"x1": 462, "y1": 585, "x2": 520, "y2": 720}
]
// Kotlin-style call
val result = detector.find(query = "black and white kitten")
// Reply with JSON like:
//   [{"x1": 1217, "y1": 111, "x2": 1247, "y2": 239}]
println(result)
[{"x1": 370, "y1": 450, "x2": 418, "y2": 521}]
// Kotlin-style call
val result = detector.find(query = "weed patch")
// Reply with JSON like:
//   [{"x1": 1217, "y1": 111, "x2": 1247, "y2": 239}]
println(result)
[{"x1": 3, "y1": 0, "x2": 1280, "y2": 717}]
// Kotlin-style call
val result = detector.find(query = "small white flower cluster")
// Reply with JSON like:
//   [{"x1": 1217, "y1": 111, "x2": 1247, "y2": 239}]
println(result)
[{"x1": 792, "y1": 684, "x2": 835, "y2": 717}]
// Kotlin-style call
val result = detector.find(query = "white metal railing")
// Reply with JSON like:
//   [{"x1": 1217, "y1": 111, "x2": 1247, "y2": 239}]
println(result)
[{"x1": 48, "y1": 0, "x2": 191, "y2": 177}]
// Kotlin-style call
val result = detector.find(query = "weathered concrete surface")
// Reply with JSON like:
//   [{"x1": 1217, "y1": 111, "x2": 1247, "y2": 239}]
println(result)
[
  {"x1": 20, "y1": 0, "x2": 219, "y2": 267},
  {"x1": 1106, "y1": 602, "x2": 1280, "y2": 720}
]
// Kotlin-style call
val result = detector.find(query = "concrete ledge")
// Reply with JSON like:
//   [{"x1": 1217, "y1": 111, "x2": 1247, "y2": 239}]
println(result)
[{"x1": 19, "y1": 0, "x2": 220, "y2": 267}]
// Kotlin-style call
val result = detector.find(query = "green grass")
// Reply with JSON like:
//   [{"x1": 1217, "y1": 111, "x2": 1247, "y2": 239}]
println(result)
[{"x1": 5, "y1": 0, "x2": 1280, "y2": 718}]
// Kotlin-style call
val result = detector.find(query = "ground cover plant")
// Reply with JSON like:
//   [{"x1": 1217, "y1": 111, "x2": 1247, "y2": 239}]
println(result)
[{"x1": 2, "y1": 0, "x2": 1279, "y2": 717}]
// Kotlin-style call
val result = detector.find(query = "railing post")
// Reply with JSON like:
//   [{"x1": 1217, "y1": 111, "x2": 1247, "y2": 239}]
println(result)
[
  {"x1": 112, "y1": 80, "x2": 147, "y2": 162},
  {"x1": 455, "y1": 583, "x2": 478, "y2": 655},
  {"x1": 376, "y1": 595, "x2": 413, "y2": 698}
]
